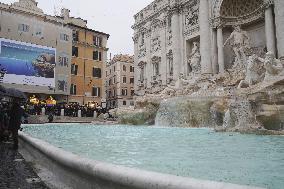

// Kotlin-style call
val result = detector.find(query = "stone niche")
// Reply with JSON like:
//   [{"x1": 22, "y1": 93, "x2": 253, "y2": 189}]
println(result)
[
  {"x1": 223, "y1": 21, "x2": 266, "y2": 69},
  {"x1": 186, "y1": 37, "x2": 200, "y2": 74}
]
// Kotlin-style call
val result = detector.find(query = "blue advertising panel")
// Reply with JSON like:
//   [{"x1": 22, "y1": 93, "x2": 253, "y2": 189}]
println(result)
[{"x1": 0, "y1": 38, "x2": 56, "y2": 87}]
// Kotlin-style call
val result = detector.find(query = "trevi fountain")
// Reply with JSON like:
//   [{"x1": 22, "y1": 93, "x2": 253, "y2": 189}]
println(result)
[{"x1": 116, "y1": 0, "x2": 284, "y2": 134}]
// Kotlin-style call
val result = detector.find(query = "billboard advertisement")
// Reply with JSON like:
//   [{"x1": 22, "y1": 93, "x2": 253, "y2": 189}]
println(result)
[{"x1": 0, "y1": 38, "x2": 56, "y2": 87}]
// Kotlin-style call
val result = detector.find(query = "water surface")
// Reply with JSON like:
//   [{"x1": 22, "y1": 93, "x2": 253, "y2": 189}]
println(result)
[{"x1": 23, "y1": 124, "x2": 284, "y2": 189}]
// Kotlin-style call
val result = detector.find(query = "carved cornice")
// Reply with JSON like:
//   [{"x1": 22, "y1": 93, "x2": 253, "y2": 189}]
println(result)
[
  {"x1": 264, "y1": 0, "x2": 274, "y2": 9},
  {"x1": 151, "y1": 56, "x2": 161, "y2": 64},
  {"x1": 138, "y1": 61, "x2": 147, "y2": 68},
  {"x1": 12, "y1": 0, "x2": 43, "y2": 14}
]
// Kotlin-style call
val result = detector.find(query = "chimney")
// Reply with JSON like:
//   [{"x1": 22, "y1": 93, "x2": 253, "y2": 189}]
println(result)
[{"x1": 61, "y1": 8, "x2": 70, "y2": 19}]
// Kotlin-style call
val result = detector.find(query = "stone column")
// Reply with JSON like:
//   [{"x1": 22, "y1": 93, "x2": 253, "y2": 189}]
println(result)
[
  {"x1": 265, "y1": 5, "x2": 276, "y2": 55},
  {"x1": 211, "y1": 29, "x2": 218, "y2": 74},
  {"x1": 274, "y1": 0, "x2": 284, "y2": 60},
  {"x1": 60, "y1": 109, "x2": 64, "y2": 116},
  {"x1": 199, "y1": 0, "x2": 212, "y2": 74},
  {"x1": 217, "y1": 27, "x2": 225, "y2": 73},
  {"x1": 171, "y1": 8, "x2": 182, "y2": 80}
]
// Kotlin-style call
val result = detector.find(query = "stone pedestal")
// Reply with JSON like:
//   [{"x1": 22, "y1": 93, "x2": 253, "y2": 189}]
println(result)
[
  {"x1": 93, "y1": 111, "x2": 97, "y2": 118},
  {"x1": 78, "y1": 110, "x2": 82, "y2": 118},
  {"x1": 61, "y1": 109, "x2": 64, "y2": 116},
  {"x1": 199, "y1": 0, "x2": 212, "y2": 74},
  {"x1": 265, "y1": 6, "x2": 276, "y2": 55},
  {"x1": 41, "y1": 108, "x2": 45, "y2": 115}
]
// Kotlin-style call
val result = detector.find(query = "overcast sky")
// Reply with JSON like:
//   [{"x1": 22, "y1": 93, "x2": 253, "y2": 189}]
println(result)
[{"x1": 1, "y1": 0, "x2": 153, "y2": 57}]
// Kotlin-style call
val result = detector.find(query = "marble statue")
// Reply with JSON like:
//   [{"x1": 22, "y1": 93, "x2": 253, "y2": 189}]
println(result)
[
  {"x1": 258, "y1": 52, "x2": 284, "y2": 81},
  {"x1": 238, "y1": 54, "x2": 264, "y2": 88},
  {"x1": 224, "y1": 25, "x2": 250, "y2": 67},
  {"x1": 187, "y1": 42, "x2": 201, "y2": 74}
]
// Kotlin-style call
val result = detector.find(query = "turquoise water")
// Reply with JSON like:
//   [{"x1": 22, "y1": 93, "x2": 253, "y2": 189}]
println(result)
[{"x1": 23, "y1": 124, "x2": 284, "y2": 189}]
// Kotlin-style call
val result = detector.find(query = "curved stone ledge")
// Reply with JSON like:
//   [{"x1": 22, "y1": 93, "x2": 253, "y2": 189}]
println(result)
[{"x1": 19, "y1": 131, "x2": 264, "y2": 189}]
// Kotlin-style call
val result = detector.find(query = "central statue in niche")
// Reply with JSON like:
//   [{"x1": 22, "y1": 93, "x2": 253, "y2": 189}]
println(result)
[{"x1": 224, "y1": 25, "x2": 250, "y2": 68}]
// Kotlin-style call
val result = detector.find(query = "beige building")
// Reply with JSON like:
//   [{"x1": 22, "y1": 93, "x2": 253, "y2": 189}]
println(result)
[
  {"x1": 105, "y1": 55, "x2": 135, "y2": 109},
  {"x1": 60, "y1": 9, "x2": 109, "y2": 105},
  {"x1": 0, "y1": 0, "x2": 72, "y2": 102}
]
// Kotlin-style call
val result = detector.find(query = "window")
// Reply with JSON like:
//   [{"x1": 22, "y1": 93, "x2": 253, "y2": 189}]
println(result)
[
  {"x1": 93, "y1": 51, "x2": 102, "y2": 61},
  {"x1": 59, "y1": 54, "x2": 69, "y2": 66},
  {"x1": 113, "y1": 66, "x2": 116, "y2": 71},
  {"x1": 72, "y1": 46, "x2": 78, "y2": 57},
  {"x1": 121, "y1": 89, "x2": 127, "y2": 96},
  {"x1": 108, "y1": 90, "x2": 112, "y2": 98},
  {"x1": 34, "y1": 26, "x2": 42, "y2": 37},
  {"x1": 60, "y1": 33, "x2": 69, "y2": 41},
  {"x1": 131, "y1": 90, "x2": 135, "y2": 96},
  {"x1": 93, "y1": 36, "x2": 102, "y2": 47},
  {"x1": 130, "y1": 78, "x2": 134, "y2": 84},
  {"x1": 70, "y1": 84, "x2": 77, "y2": 95},
  {"x1": 73, "y1": 31, "x2": 79, "y2": 42},
  {"x1": 92, "y1": 86, "x2": 101, "y2": 97},
  {"x1": 109, "y1": 79, "x2": 112, "y2": 86},
  {"x1": 123, "y1": 65, "x2": 126, "y2": 71},
  {"x1": 71, "y1": 64, "x2": 78, "y2": 75},
  {"x1": 93, "y1": 68, "x2": 101, "y2": 78},
  {"x1": 123, "y1": 77, "x2": 127, "y2": 83},
  {"x1": 130, "y1": 101, "x2": 134, "y2": 106},
  {"x1": 106, "y1": 71, "x2": 108, "y2": 76},
  {"x1": 18, "y1": 24, "x2": 29, "y2": 32},
  {"x1": 113, "y1": 76, "x2": 116, "y2": 84},
  {"x1": 123, "y1": 101, "x2": 126, "y2": 106},
  {"x1": 113, "y1": 89, "x2": 116, "y2": 97},
  {"x1": 130, "y1": 66, "x2": 134, "y2": 72}
]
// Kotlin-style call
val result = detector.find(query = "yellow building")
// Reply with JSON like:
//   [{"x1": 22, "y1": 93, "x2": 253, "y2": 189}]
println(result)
[{"x1": 63, "y1": 10, "x2": 109, "y2": 105}]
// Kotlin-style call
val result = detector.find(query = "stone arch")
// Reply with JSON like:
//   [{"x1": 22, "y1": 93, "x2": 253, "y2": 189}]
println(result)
[
  {"x1": 220, "y1": 0, "x2": 263, "y2": 18},
  {"x1": 212, "y1": 0, "x2": 266, "y2": 26}
]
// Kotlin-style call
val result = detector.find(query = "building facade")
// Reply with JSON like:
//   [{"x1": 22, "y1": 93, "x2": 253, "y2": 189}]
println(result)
[
  {"x1": 133, "y1": 0, "x2": 284, "y2": 95},
  {"x1": 105, "y1": 55, "x2": 135, "y2": 109},
  {"x1": 0, "y1": 0, "x2": 72, "y2": 102},
  {"x1": 61, "y1": 9, "x2": 109, "y2": 105}
]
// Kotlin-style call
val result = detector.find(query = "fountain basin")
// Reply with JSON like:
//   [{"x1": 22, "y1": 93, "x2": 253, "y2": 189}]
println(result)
[{"x1": 21, "y1": 124, "x2": 284, "y2": 189}]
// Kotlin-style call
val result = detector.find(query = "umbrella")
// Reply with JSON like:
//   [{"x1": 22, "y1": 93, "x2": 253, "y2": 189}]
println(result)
[
  {"x1": 0, "y1": 84, "x2": 6, "y2": 93},
  {"x1": 0, "y1": 85, "x2": 7, "y2": 97},
  {"x1": 5, "y1": 88, "x2": 27, "y2": 100}
]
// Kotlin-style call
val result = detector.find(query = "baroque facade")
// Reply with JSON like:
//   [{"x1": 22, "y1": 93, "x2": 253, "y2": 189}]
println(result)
[{"x1": 133, "y1": 0, "x2": 284, "y2": 95}]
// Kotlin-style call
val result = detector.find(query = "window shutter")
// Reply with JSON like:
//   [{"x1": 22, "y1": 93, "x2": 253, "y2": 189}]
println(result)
[{"x1": 98, "y1": 87, "x2": 101, "y2": 97}]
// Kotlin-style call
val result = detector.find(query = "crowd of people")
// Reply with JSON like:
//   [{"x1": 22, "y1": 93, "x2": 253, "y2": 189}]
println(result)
[
  {"x1": 25, "y1": 102, "x2": 107, "y2": 117},
  {"x1": 0, "y1": 98, "x2": 111, "y2": 150},
  {"x1": 0, "y1": 99, "x2": 26, "y2": 149}
]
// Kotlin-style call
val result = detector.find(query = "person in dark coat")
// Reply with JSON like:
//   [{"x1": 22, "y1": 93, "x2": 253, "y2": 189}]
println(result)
[{"x1": 9, "y1": 100, "x2": 24, "y2": 149}]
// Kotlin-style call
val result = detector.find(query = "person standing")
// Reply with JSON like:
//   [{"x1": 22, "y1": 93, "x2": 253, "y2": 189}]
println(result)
[{"x1": 9, "y1": 100, "x2": 24, "y2": 149}]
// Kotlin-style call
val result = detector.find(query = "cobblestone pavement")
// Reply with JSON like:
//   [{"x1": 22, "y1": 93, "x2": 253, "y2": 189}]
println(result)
[{"x1": 0, "y1": 141, "x2": 49, "y2": 189}]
